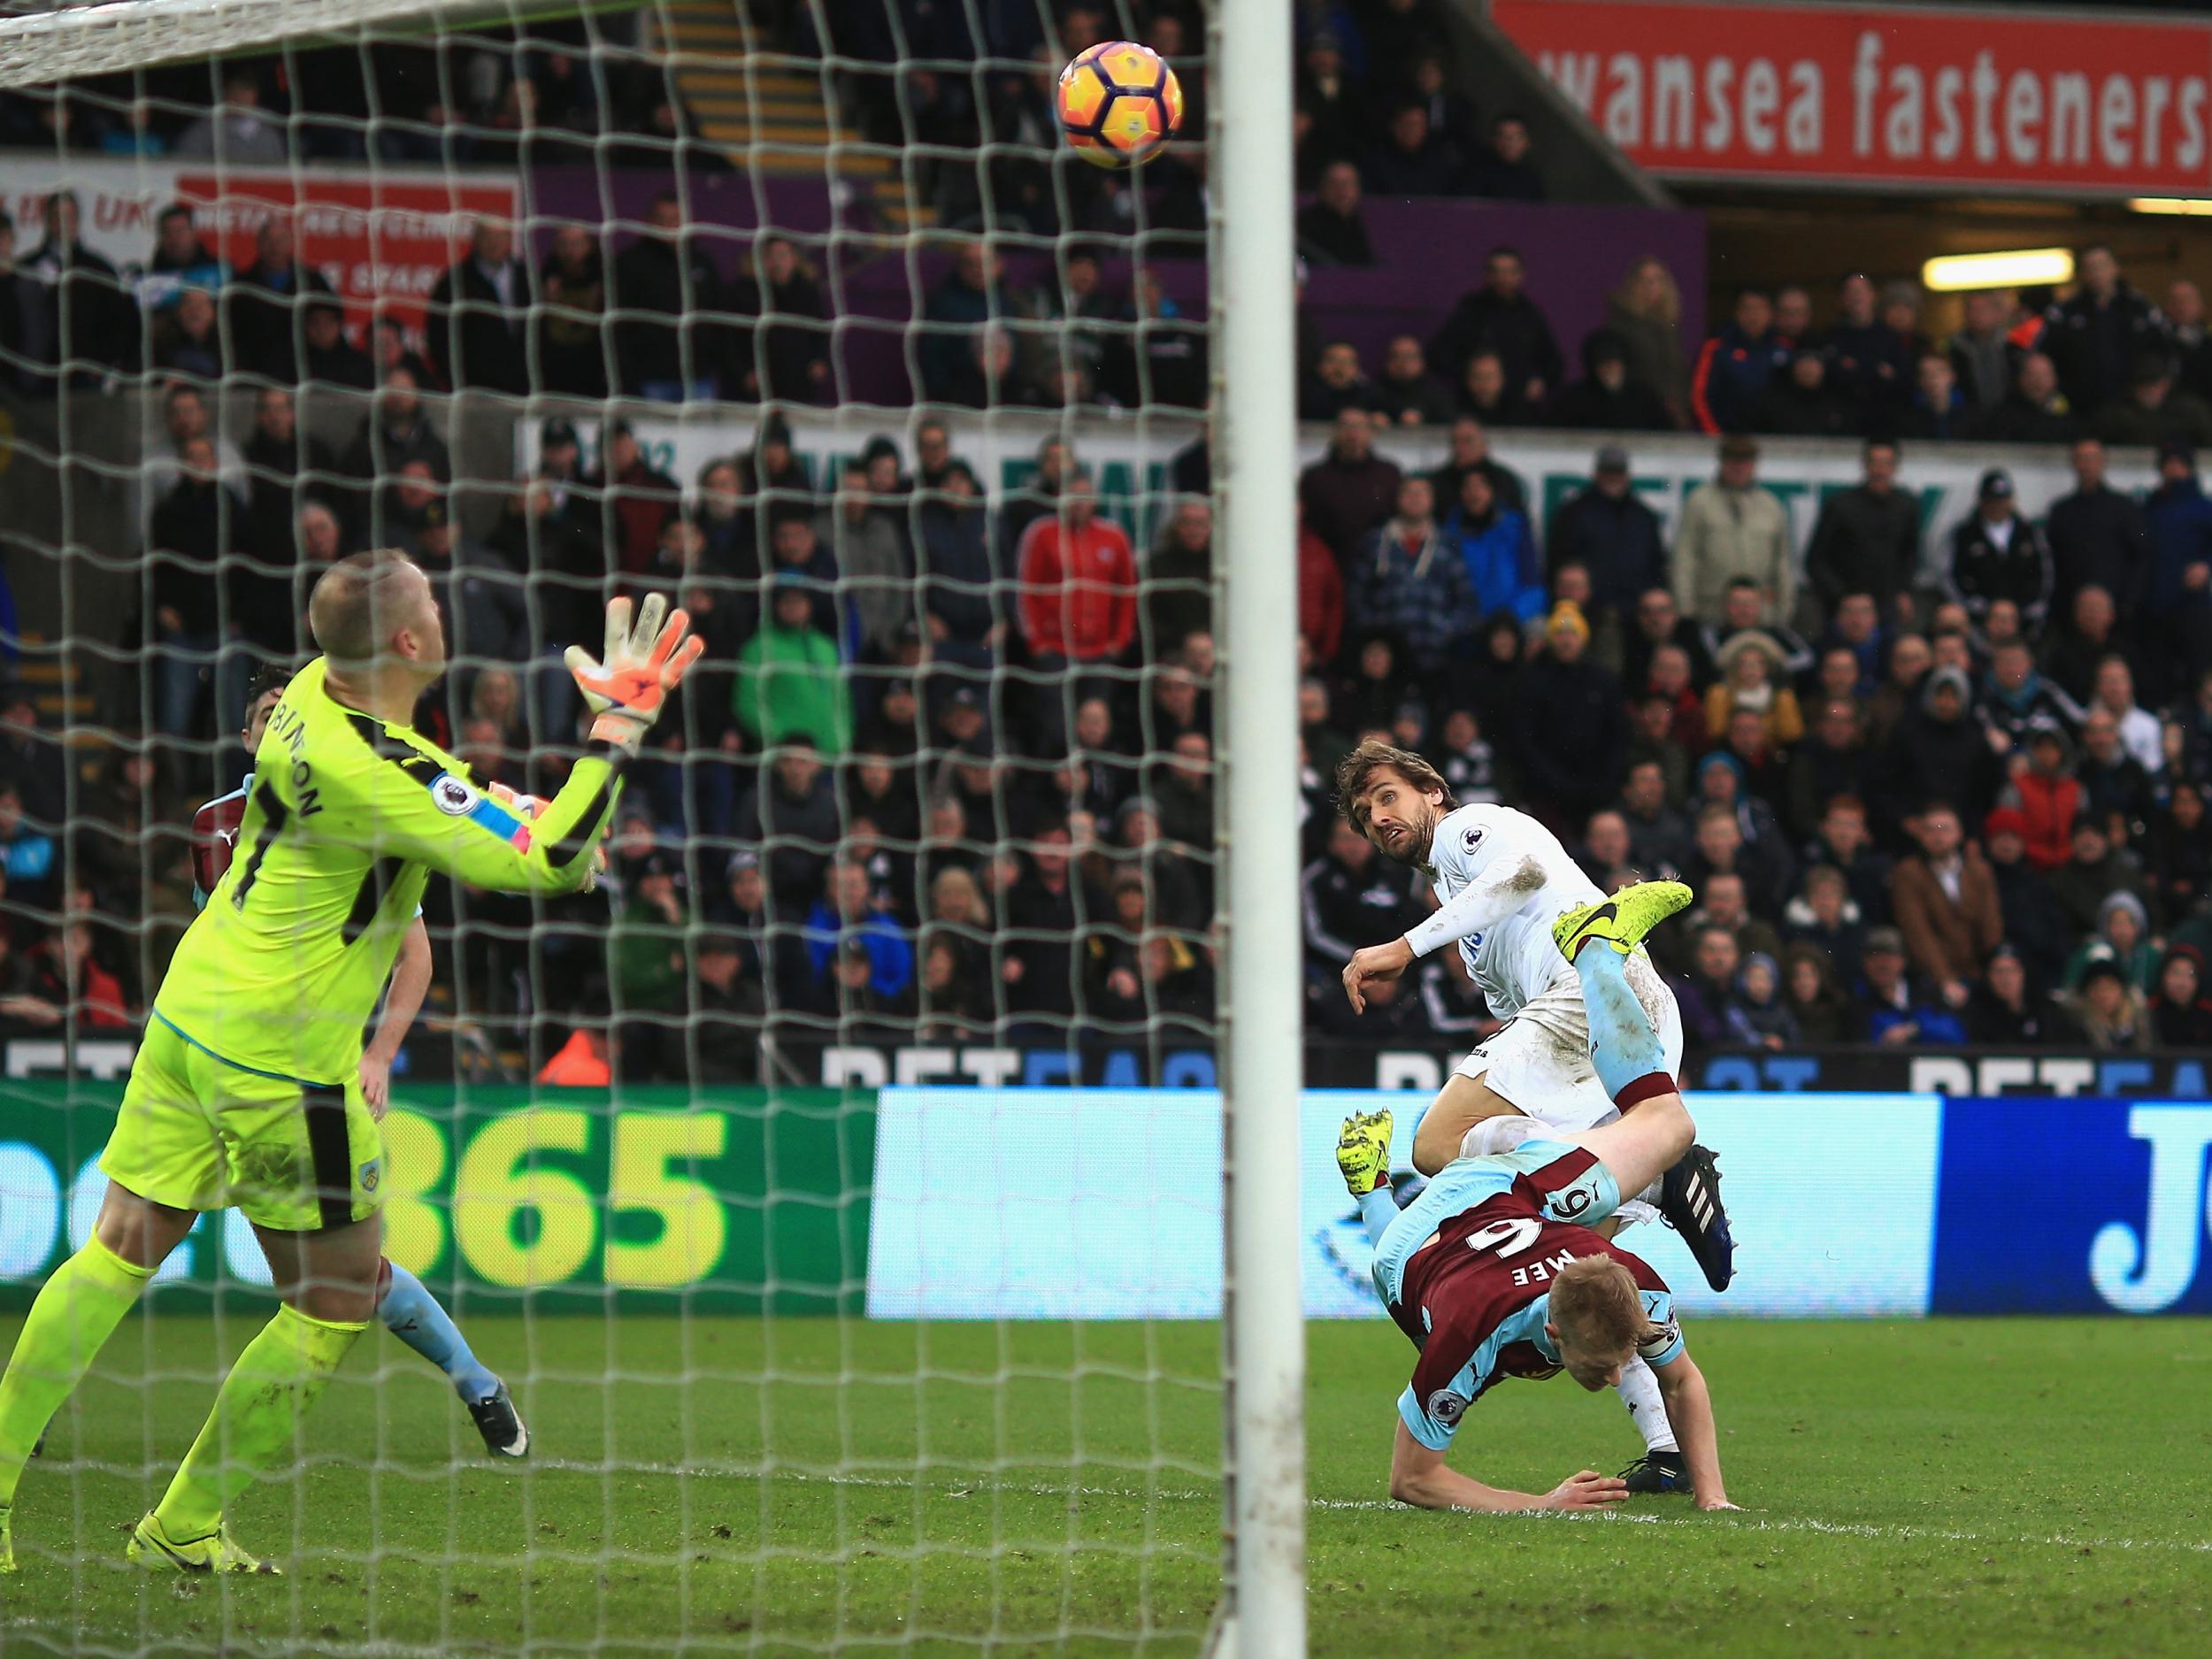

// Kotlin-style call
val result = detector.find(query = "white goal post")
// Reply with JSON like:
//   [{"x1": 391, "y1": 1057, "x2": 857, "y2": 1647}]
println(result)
[{"x1": 1209, "y1": 0, "x2": 1310, "y2": 1655}]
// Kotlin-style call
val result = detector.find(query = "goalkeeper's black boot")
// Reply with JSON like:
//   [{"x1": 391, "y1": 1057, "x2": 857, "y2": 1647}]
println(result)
[
  {"x1": 1661, "y1": 1143, "x2": 1735, "y2": 1292},
  {"x1": 1617, "y1": 1448, "x2": 1689, "y2": 1495},
  {"x1": 467, "y1": 1380, "x2": 530, "y2": 1460}
]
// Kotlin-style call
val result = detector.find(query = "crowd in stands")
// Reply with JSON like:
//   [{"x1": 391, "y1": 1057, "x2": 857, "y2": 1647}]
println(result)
[
  {"x1": 1282, "y1": 233, "x2": 2212, "y2": 454},
  {"x1": 16, "y1": 0, "x2": 2204, "y2": 452},
  {"x1": 1, "y1": 0, "x2": 2208, "y2": 1077},
  {"x1": 816, "y1": 0, "x2": 1545, "y2": 234},
  {"x1": 11, "y1": 365, "x2": 2212, "y2": 1072},
  {"x1": 1293, "y1": 417, "x2": 2212, "y2": 1056},
  {"x1": 23, "y1": 169, "x2": 2206, "y2": 461}
]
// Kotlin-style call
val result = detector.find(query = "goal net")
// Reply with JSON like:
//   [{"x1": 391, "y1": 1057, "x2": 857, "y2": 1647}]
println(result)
[{"x1": 0, "y1": 0, "x2": 1304, "y2": 1653}]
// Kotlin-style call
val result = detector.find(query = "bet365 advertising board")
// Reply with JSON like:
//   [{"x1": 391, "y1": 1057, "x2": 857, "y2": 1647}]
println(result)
[
  {"x1": 0, "y1": 1083, "x2": 872, "y2": 1314},
  {"x1": 3, "y1": 1086, "x2": 2209, "y2": 1318}
]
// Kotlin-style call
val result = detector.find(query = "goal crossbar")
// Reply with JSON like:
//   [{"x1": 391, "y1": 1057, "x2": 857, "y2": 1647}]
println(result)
[{"x1": 0, "y1": 0, "x2": 635, "y2": 89}]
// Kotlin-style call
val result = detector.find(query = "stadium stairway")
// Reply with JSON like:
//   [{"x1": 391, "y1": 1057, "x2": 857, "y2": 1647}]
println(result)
[
  {"x1": 663, "y1": 1, "x2": 928, "y2": 232},
  {"x1": 12, "y1": 637, "x2": 93, "y2": 731}
]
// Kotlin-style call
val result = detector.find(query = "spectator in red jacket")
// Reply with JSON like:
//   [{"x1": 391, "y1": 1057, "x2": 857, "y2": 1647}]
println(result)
[
  {"x1": 28, "y1": 920, "x2": 132, "y2": 1027},
  {"x1": 2008, "y1": 726, "x2": 2082, "y2": 872},
  {"x1": 1016, "y1": 469, "x2": 1137, "y2": 754},
  {"x1": 1297, "y1": 504, "x2": 1344, "y2": 664},
  {"x1": 588, "y1": 418, "x2": 680, "y2": 581}
]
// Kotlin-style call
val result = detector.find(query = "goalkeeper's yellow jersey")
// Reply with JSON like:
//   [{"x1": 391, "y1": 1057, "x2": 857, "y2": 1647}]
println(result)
[{"x1": 155, "y1": 657, "x2": 622, "y2": 1086}]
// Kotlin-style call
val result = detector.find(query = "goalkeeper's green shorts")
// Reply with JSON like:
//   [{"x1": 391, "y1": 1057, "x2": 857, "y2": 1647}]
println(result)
[{"x1": 100, "y1": 1017, "x2": 384, "y2": 1233}]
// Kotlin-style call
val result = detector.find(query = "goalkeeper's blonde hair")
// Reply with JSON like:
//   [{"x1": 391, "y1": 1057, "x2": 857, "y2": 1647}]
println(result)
[
  {"x1": 310, "y1": 549, "x2": 425, "y2": 671},
  {"x1": 1548, "y1": 1255, "x2": 1662, "y2": 1358}
]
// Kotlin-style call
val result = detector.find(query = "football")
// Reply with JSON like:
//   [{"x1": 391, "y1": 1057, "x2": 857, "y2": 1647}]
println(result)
[{"x1": 1056, "y1": 40, "x2": 1184, "y2": 168}]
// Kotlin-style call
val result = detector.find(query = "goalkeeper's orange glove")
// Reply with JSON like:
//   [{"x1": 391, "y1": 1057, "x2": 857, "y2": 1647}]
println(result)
[{"x1": 564, "y1": 594, "x2": 706, "y2": 757}]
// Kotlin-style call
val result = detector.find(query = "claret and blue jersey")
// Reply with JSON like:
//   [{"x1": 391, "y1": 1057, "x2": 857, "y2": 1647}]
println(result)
[{"x1": 1373, "y1": 1139, "x2": 1684, "y2": 1451}]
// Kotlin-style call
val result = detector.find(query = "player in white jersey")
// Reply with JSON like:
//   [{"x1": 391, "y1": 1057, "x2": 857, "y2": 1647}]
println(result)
[{"x1": 1330, "y1": 740, "x2": 1735, "y2": 1494}]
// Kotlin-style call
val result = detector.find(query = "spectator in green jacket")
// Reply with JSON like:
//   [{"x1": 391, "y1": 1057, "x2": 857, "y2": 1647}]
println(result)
[
  {"x1": 610, "y1": 851, "x2": 690, "y2": 1079},
  {"x1": 735, "y1": 573, "x2": 853, "y2": 755}
]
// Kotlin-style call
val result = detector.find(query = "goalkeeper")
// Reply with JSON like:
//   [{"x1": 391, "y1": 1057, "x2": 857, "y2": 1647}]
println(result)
[
  {"x1": 0, "y1": 551, "x2": 701, "y2": 1574},
  {"x1": 196, "y1": 664, "x2": 527, "y2": 1460}
]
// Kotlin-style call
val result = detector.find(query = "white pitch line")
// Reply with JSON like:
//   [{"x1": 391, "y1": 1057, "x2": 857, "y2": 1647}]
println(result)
[
  {"x1": 531, "y1": 1462, "x2": 2212, "y2": 1555},
  {"x1": 1533, "y1": 1510, "x2": 2212, "y2": 1555}
]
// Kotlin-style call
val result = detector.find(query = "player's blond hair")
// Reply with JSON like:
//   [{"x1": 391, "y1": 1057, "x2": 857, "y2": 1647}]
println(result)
[
  {"x1": 310, "y1": 549, "x2": 426, "y2": 671},
  {"x1": 1548, "y1": 1256, "x2": 1662, "y2": 1358},
  {"x1": 1333, "y1": 739, "x2": 1458, "y2": 833}
]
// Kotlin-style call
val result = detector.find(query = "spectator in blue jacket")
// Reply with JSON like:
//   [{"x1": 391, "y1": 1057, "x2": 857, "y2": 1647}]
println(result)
[
  {"x1": 1544, "y1": 444, "x2": 1667, "y2": 628},
  {"x1": 1856, "y1": 924, "x2": 1968, "y2": 1046},
  {"x1": 1346, "y1": 474, "x2": 1478, "y2": 682},
  {"x1": 1690, "y1": 288, "x2": 1790, "y2": 434},
  {"x1": 803, "y1": 856, "x2": 915, "y2": 1000},
  {"x1": 1438, "y1": 466, "x2": 1542, "y2": 626},
  {"x1": 1670, "y1": 923, "x2": 1743, "y2": 1050},
  {"x1": 2146, "y1": 437, "x2": 2212, "y2": 699},
  {"x1": 1896, "y1": 351, "x2": 1982, "y2": 442},
  {"x1": 0, "y1": 784, "x2": 56, "y2": 911}
]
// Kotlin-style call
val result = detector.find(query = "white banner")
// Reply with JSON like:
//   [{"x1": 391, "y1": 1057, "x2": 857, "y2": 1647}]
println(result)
[
  {"x1": 1, "y1": 155, "x2": 178, "y2": 280},
  {"x1": 864, "y1": 1088, "x2": 1942, "y2": 1320},
  {"x1": 4, "y1": 155, "x2": 513, "y2": 333}
]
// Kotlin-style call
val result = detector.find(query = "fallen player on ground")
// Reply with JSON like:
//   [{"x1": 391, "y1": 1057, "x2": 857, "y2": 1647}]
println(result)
[{"x1": 1336, "y1": 890, "x2": 1739, "y2": 1513}]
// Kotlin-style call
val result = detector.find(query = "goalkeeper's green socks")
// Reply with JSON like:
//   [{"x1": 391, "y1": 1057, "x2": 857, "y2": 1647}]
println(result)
[
  {"x1": 0, "y1": 1237, "x2": 155, "y2": 1510},
  {"x1": 151, "y1": 1304, "x2": 365, "y2": 1541}
]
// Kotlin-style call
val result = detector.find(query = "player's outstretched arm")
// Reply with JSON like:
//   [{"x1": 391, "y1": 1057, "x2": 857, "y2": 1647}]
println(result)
[
  {"x1": 1340, "y1": 937, "x2": 1412, "y2": 1013},
  {"x1": 1389, "y1": 1422, "x2": 1628, "y2": 1513},
  {"x1": 357, "y1": 738, "x2": 625, "y2": 895},
  {"x1": 349, "y1": 600, "x2": 703, "y2": 896},
  {"x1": 1343, "y1": 813, "x2": 1542, "y2": 1011},
  {"x1": 1402, "y1": 849, "x2": 1548, "y2": 964},
  {"x1": 1653, "y1": 1351, "x2": 1736, "y2": 1511}
]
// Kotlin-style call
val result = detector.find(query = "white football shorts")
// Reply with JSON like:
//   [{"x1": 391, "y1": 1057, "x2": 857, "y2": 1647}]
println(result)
[{"x1": 1450, "y1": 951, "x2": 1685, "y2": 1135}]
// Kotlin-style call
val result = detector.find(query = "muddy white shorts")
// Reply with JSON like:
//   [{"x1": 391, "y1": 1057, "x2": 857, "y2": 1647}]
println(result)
[{"x1": 1451, "y1": 953, "x2": 1685, "y2": 1134}]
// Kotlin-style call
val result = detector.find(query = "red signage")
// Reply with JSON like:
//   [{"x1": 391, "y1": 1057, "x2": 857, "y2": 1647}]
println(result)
[
  {"x1": 1492, "y1": 0, "x2": 2212, "y2": 195},
  {"x1": 173, "y1": 171, "x2": 517, "y2": 337}
]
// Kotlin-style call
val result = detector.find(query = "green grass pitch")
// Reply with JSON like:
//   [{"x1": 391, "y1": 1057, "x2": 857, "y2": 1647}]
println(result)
[{"x1": 1, "y1": 1314, "x2": 2208, "y2": 1656}]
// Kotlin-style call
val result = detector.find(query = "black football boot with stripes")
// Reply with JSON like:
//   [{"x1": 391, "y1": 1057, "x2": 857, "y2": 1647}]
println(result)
[
  {"x1": 1617, "y1": 1448, "x2": 1690, "y2": 1494},
  {"x1": 1660, "y1": 1143, "x2": 1734, "y2": 1291}
]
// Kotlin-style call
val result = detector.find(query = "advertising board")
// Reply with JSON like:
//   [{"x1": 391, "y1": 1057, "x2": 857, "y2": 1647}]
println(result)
[
  {"x1": 868, "y1": 1089, "x2": 1943, "y2": 1320},
  {"x1": 0, "y1": 1083, "x2": 871, "y2": 1313},
  {"x1": 1494, "y1": 0, "x2": 2212, "y2": 196},
  {"x1": 15, "y1": 1083, "x2": 2208, "y2": 1321}
]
